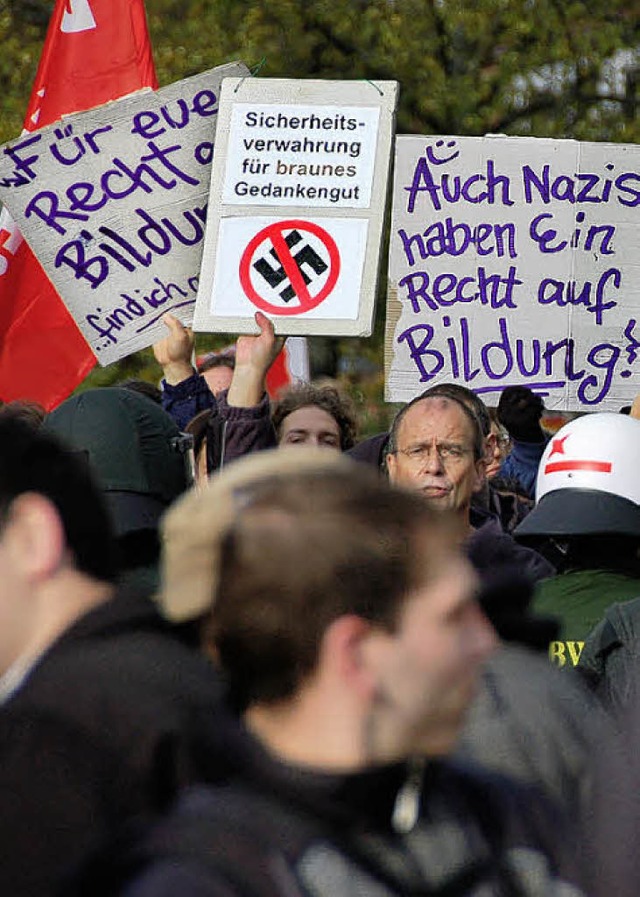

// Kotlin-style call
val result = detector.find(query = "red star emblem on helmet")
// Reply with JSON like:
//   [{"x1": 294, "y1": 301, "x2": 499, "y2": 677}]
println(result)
[{"x1": 549, "y1": 435, "x2": 569, "y2": 457}]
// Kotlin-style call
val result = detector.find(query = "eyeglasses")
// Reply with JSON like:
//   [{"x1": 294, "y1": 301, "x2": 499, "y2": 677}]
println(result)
[
  {"x1": 491, "y1": 426, "x2": 510, "y2": 448},
  {"x1": 394, "y1": 443, "x2": 473, "y2": 466}
]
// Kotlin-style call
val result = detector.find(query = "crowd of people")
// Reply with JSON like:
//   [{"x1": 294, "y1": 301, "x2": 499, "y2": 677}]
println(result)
[{"x1": 0, "y1": 310, "x2": 638, "y2": 896}]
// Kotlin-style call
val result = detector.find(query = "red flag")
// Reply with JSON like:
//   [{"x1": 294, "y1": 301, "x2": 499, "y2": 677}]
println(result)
[
  {"x1": 265, "y1": 337, "x2": 310, "y2": 399},
  {"x1": 0, "y1": 0, "x2": 157, "y2": 410}
]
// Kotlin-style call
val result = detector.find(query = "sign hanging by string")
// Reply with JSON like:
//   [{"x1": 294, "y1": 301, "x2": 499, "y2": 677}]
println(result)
[{"x1": 194, "y1": 76, "x2": 398, "y2": 337}]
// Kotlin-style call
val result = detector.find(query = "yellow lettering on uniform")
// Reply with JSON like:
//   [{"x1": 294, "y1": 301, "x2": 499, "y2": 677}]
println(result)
[
  {"x1": 549, "y1": 641, "x2": 566, "y2": 667},
  {"x1": 566, "y1": 641, "x2": 585, "y2": 666}
]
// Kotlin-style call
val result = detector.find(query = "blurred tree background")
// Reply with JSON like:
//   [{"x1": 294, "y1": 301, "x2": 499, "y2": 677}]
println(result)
[{"x1": 0, "y1": 0, "x2": 638, "y2": 430}]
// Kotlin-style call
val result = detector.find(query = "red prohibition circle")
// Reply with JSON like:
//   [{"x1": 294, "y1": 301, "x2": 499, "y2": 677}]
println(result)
[{"x1": 239, "y1": 219, "x2": 340, "y2": 316}]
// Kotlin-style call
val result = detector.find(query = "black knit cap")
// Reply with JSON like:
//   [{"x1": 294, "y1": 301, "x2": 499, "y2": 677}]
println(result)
[{"x1": 497, "y1": 385, "x2": 544, "y2": 443}]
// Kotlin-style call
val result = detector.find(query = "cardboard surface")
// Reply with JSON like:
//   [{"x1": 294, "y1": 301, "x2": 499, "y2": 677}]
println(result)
[
  {"x1": 0, "y1": 62, "x2": 249, "y2": 365},
  {"x1": 194, "y1": 77, "x2": 398, "y2": 337},
  {"x1": 386, "y1": 135, "x2": 640, "y2": 411}
]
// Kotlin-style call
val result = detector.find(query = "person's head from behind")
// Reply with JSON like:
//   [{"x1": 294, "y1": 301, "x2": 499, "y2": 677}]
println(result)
[
  {"x1": 497, "y1": 385, "x2": 545, "y2": 443},
  {"x1": 386, "y1": 394, "x2": 485, "y2": 523},
  {"x1": 0, "y1": 399, "x2": 46, "y2": 428},
  {"x1": 200, "y1": 457, "x2": 494, "y2": 762},
  {"x1": 198, "y1": 354, "x2": 235, "y2": 397},
  {"x1": 271, "y1": 383, "x2": 357, "y2": 451},
  {"x1": 117, "y1": 379, "x2": 162, "y2": 406},
  {"x1": 0, "y1": 417, "x2": 117, "y2": 672}
]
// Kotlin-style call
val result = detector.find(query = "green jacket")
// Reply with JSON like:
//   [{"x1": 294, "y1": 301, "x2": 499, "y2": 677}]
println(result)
[{"x1": 532, "y1": 569, "x2": 640, "y2": 668}]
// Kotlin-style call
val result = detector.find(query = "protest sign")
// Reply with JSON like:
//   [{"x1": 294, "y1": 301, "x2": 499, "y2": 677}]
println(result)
[
  {"x1": 194, "y1": 77, "x2": 398, "y2": 336},
  {"x1": 0, "y1": 0, "x2": 158, "y2": 407},
  {"x1": 386, "y1": 135, "x2": 640, "y2": 411},
  {"x1": 0, "y1": 61, "x2": 249, "y2": 365}
]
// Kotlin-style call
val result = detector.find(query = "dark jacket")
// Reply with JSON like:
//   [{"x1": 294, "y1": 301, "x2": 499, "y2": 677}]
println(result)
[
  {"x1": 161, "y1": 374, "x2": 276, "y2": 471},
  {"x1": 210, "y1": 388, "x2": 276, "y2": 470},
  {"x1": 73, "y1": 721, "x2": 585, "y2": 897},
  {"x1": 578, "y1": 596, "x2": 640, "y2": 716},
  {"x1": 0, "y1": 591, "x2": 230, "y2": 897},
  {"x1": 459, "y1": 644, "x2": 601, "y2": 813},
  {"x1": 498, "y1": 437, "x2": 547, "y2": 500},
  {"x1": 161, "y1": 372, "x2": 215, "y2": 431},
  {"x1": 473, "y1": 480, "x2": 534, "y2": 535},
  {"x1": 467, "y1": 508, "x2": 555, "y2": 587}
]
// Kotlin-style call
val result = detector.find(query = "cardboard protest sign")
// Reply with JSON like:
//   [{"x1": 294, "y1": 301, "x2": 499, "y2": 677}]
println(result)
[
  {"x1": 386, "y1": 135, "x2": 640, "y2": 411},
  {"x1": 194, "y1": 77, "x2": 398, "y2": 336},
  {"x1": 0, "y1": 61, "x2": 249, "y2": 365}
]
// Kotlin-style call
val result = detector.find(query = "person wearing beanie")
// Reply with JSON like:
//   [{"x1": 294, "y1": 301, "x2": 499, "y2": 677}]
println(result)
[
  {"x1": 496, "y1": 386, "x2": 549, "y2": 500},
  {"x1": 74, "y1": 451, "x2": 588, "y2": 897}
]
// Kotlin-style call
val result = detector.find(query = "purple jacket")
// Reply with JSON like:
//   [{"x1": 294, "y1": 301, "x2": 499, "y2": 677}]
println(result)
[{"x1": 161, "y1": 374, "x2": 276, "y2": 471}]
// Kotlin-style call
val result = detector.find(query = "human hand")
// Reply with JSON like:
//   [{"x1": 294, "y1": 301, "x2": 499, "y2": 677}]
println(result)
[
  {"x1": 228, "y1": 312, "x2": 284, "y2": 407},
  {"x1": 234, "y1": 312, "x2": 284, "y2": 373},
  {"x1": 153, "y1": 313, "x2": 196, "y2": 385}
]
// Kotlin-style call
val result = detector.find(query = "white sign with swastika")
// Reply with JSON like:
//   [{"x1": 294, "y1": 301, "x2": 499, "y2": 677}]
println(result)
[{"x1": 194, "y1": 76, "x2": 398, "y2": 337}]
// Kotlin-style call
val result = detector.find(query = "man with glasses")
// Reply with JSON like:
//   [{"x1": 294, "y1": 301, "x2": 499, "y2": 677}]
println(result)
[
  {"x1": 386, "y1": 393, "x2": 553, "y2": 586},
  {"x1": 384, "y1": 393, "x2": 598, "y2": 819},
  {"x1": 387, "y1": 394, "x2": 484, "y2": 526}
]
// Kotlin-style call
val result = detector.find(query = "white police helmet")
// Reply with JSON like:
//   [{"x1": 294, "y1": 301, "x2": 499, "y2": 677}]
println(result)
[{"x1": 515, "y1": 412, "x2": 640, "y2": 539}]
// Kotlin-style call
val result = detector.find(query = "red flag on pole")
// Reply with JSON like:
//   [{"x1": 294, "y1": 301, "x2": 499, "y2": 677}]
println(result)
[{"x1": 0, "y1": 0, "x2": 157, "y2": 410}]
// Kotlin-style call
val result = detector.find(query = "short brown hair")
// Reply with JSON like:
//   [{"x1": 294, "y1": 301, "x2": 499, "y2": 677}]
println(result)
[
  {"x1": 206, "y1": 466, "x2": 453, "y2": 707},
  {"x1": 271, "y1": 383, "x2": 357, "y2": 450},
  {"x1": 197, "y1": 354, "x2": 235, "y2": 375}
]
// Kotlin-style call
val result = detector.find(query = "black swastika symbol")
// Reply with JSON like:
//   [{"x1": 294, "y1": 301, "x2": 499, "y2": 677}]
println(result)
[{"x1": 253, "y1": 229, "x2": 328, "y2": 303}]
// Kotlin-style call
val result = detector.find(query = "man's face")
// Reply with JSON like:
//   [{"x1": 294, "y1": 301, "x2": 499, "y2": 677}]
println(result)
[
  {"x1": 386, "y1": 398, "x2": 484, "y2": 517},
  {"x1": 485, "y1": 420, "x2": 509, "y2": 479},
  {"x1": 0, "y1": 501, "x2": 42, "y2": 675},
  {"x1": 279, "y1": 406, "x2": 341, "y2": 451},
  {"x1": 366, "y1": 535, "x2": 496, "y2": 759}
]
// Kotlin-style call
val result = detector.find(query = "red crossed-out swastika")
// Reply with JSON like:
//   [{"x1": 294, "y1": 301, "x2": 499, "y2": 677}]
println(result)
[{"x1": 239, "y1": 219, "x2": 340, "y2": 316}]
